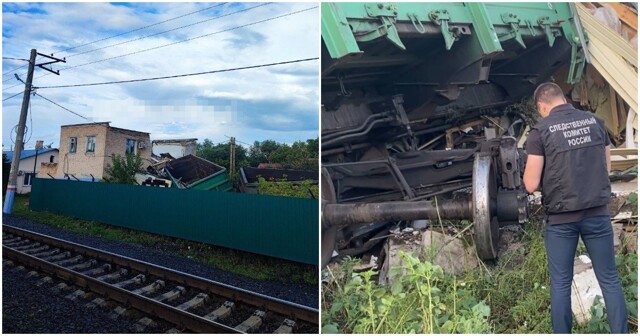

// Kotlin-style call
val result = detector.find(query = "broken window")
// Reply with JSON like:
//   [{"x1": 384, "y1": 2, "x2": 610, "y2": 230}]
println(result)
[
  {"x1": 69, "y1": 137, "x2": 77, "y2": 153},
  {"x1": 126, "y1": 139, "x2": 136, "y2": 155},
  {"x1": 86, "y1": 136, "x2": 96, "y2": 153}
]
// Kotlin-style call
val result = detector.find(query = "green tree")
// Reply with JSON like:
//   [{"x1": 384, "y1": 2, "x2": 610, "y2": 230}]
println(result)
[
  {"x1": 247, "y1": 140, "x2": 285, "y2": 167},
  {"x1": 196, "y1": 139, "x2": 248, "y2": 173},
  {"x1": 269, "y1": 140, "x2": 318, "y2": 171},
  {"x1": 103, "y1": 153, "x2": 143, "y2": 184}
]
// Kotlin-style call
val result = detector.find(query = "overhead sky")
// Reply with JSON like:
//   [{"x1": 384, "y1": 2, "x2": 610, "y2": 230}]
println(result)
[{"x1": 1, "y1": 2, "x2": 319, "y2": 151}]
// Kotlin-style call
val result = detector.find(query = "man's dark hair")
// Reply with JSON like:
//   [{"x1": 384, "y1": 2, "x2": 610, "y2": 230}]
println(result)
[{"x1": 534, "y1": 82, "x2": 565, "y2": 104}]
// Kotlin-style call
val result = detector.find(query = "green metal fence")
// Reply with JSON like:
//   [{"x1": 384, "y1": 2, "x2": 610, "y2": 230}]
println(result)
[{"x1": 29, "y1": 178, "x2": 318, "y2": 265}]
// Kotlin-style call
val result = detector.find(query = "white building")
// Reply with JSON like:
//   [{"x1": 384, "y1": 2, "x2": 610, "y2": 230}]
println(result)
[
  {"x1": 152, "y1": 138, "x2": 197, "y2": 159},
  {"x1": 3, "y1": 147, "x2": 59, "y2": 194}
]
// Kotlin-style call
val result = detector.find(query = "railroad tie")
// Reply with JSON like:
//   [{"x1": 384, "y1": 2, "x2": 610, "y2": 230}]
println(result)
[
  {"x1": 36, "y1": 276, "x2": 53, "y2": 287},
  {"x1": 26, "y1": 270, "x2": 39, "y2": 278},
  {"x1": 86, "y1": 298, "x2": 109, "y2": 309},
  {"x1": 131, "y1": 280, "x2": 165, "y2": 296},
  {"x1": 273, "y1": 319, "x2": 296, "y2": 334},
  {"x1": 22, "y1": 244, "x2": 49, "y2": 254},
  {"x1": 4, "y1": 238, "x2": 28, "y2": 247},
  {"x1": 13, "y1": 242, "x2": 40, "y2": 251},
  {"x1": 3, "y1": 237, "x2": 22, "y2": 244},
  {"x1": 96, "y1": 268, "x2": 128, "y2": 282},
  {"x1": 15, "y1": 265, "x2": 26, "y2": 271},
  {"x1": 175, "y1": 293, "x2": 209, "y2": 311},
  {"x1": 81, "y1": 264, "x2": 112, "y2": 277},
  {"x1": 65, "y1": 289, "x2": 92, "y2": 301},
  {"x1": 51, "y1": 282, "x2": 71, "y2": 294},
  {"x1": 132, "y1": 317, "x2": 158, "y2": 333},
  {"x1": 3, "y1": 260, "x2": 14, "y2": 267},
  {"x1": 235, "y1": 310, "x2": 266, "y2": 333},
  {"x1": 109, "y1": 306, "x2": 130, "y2": 320},
  {"x1": 31, "y1": 248, "x2": 60, "y2": 258},
  {"x1": 41, "y1": 251, "x2": 71, "y2": 262},
  {"x1": 113, "y1": 274, "x2": 146, "y2": 288},
  {"x1": 153, "y1": 286, "x2": 186, "y2": 303},
  {"x1": 67, "y1": 259, "x2": 98, "y2": 271},
  {"x1": 53, "y1": 254, "x2": 83, "y2": 266},
  {"x1": 203, "y1": 301, "x2": 235, "y2": 322},
  {"x1": 165, "y1": 328, "x2": 183, "y2": 333}
]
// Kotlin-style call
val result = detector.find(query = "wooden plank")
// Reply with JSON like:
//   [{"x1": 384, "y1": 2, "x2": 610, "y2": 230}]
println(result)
[
  {"x1": 601, "y1": 2, "x2": 638, "y2": 32},
  {"x1": 578, "y1": 5, "x2": 637, "y2": 66},
  {"x1": 610, "y1": 86, "x2": 619, "y2": 133},
  {"x1": 611, "y1": 148, "x2": 638, "y2": 156},
  {"x1": 578, "y1": 4, "x2": 638, "y2": 110}
]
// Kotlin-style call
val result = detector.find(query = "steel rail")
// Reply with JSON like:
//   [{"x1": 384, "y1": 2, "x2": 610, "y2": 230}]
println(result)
[{"x1": 2, "y1": 225, "x2": 318, "y2": 330}]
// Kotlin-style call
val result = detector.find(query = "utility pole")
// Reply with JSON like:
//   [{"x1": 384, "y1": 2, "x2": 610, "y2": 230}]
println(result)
[
  {"x1": 229, "y1": 137, "x2": 236, "y2": 174},
  {"x1": 3, "y1": 50, "x2": 65, "y2": 214},
  {"x1": 3, "y1": 49, "x2": 36, "y2": 214}
]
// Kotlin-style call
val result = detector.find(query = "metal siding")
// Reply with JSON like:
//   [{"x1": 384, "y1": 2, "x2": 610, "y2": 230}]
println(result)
[{"x1": 30, "y1": 178, "x2": 318, "y2": 265}]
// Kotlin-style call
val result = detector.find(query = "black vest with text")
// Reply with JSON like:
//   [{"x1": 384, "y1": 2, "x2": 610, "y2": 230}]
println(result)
[{"x1": 532, "y1": 104, "x2": 610, "y2": 213}]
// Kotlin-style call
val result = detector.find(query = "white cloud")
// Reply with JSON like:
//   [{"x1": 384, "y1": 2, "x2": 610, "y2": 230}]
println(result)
[{"x1": 2, "y1": 2, "x2": 319, "y2": 150}]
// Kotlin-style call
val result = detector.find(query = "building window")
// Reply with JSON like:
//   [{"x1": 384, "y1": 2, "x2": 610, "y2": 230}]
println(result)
[
  {"x1": 69, "y1": 137, "x2": 77, "y2": 153},
  {"x1": 23, "y1": 173, "x2": 35, "y2": 186},
  {"x1": 49, "y1": 155, "x2": 54, "y2": 163},
  {"x1": 86, "y1": 136, "x2": 96, "y2": 153},
  {"x1": 125, "y1": 139, "x2": 136, "y2": 155}
]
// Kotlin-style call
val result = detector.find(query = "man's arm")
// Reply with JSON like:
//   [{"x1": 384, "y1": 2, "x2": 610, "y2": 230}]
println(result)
[
  {"x1": 605, "y1": 145, "x2": 611, "y2": 174},
  {"x1": 523, "y1": 155, "x2": 544, "y2": 193}
]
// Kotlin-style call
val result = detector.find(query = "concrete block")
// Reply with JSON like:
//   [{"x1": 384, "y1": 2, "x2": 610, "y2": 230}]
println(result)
[{"x1": 571, "y1": 255, "x2": 604, "y2": 325}]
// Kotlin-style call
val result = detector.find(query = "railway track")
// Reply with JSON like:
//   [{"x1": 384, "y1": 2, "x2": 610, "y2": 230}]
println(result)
[{"x1": 2, "y1": 225, "x2": 318, "y2": 333}]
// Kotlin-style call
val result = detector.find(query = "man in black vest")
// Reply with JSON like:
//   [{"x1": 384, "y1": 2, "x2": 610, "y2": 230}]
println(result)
[{"x1": 523, "y1": 82, "x2": 628, "y2": 333}]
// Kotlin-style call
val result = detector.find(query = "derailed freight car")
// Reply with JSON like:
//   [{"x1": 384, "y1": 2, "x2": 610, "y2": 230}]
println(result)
[{"x1": 320, "y1": 2, "x2": 589, "y2": 266}]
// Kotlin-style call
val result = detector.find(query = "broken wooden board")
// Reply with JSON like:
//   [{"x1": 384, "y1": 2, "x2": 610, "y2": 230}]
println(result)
[{"x1": 577, "y1": 4, "x2": 638, "y2": 110}]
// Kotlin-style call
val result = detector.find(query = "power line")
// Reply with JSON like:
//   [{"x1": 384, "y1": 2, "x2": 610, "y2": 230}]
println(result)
[
  {"x1": 2, "y1": 64, "x2": 28, "y2": 78},
  {"x1": 2, "y1": 57, "x2": 30, "y2": 62},
  {"x1": 3, "y1": 5, "x2": 317, "y2": 92},
  {"x1": 36, "y1": 6, "x2": 317, "y2": 80},
  {"x1": 2, "y1": 90, "x2": 25, "y2": 102},
  {"x1": 54, "y1": 2, "x2": 228, "y2": 55},
  {"x1": 66, "y1": 3, "x2": 271, "y2": 59},
  {"x1": 36, "y1": 57, "x2": 318, "y2": 89},
  {"x1": 33, "y1": 92, "x2": 90, "y2": 120}
]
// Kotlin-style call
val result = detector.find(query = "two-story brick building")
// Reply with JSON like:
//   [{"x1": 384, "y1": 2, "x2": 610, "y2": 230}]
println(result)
[{"x1": 51, "y1": 122, "x2": 151, "y2": 180}]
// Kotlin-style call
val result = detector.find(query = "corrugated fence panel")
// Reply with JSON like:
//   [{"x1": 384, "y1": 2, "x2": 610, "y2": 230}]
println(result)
[{"x1": 29, "y1": 178, "x2": 318, "y2": 265}]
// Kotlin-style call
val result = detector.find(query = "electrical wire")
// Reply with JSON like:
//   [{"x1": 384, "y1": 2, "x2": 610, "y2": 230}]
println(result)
[
  {"x1": 3, "y1": 5, "x2": 317, "y2": 92},
  {"x1": 65, "y1": 3, "x2": 271, "y2": 59},
  {"x1": 2, "y1": 63, "x2": 28, "y2": 77},
  {"x1": 33, "y1": 92, "x2": 90, "y2": 120},
  {"x1": 37, "y1": 6, "x2": 317, "y2": 78},
  {"x1": 36, "y1": 57, "x2": 318, "y2": 89},
  {"x1": 2, "y1": 90, "x2": 25, "y2": 102},
  {"x1": 2, "y1": 57, "x2": 30, "y2": 62},
  {"x1": 3, "y1": 3, "x2": 228, "y2": 84},
  {"x1": 54, "y1": 2, "x2": 228, "y2": 55}
]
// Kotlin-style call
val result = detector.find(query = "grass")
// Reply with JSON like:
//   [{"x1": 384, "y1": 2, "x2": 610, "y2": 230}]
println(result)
[
  {"x1": 322, "y1": 218, "x2": 638, "y2": 333},
  {"x1": 9, "y1": 194, "x2": 317, "y2": 286}
]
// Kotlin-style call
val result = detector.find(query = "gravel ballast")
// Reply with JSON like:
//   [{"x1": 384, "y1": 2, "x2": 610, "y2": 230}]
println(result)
[
  {"x1": 2, "y1": 265, "x2": 169, "y2": 333},
  {"x1": 3, "y1": 214, "x2": 318, "y2": 333}
]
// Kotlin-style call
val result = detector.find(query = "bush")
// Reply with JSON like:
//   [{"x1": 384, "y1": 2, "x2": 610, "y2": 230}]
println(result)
[
  {"x1": 323, "y1": 253, "x2": 491, "y2": 334},
  {"x1": 256, "y1": 176, "x2": 318, "y2": 198}
]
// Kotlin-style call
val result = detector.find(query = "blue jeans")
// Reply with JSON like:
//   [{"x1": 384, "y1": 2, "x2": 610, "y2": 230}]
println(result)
[{"x1": 545, "y1": 215, "x2": 628, "y2": 333}]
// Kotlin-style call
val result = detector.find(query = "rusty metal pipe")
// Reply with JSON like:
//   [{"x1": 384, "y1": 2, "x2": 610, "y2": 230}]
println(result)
[{"x1": 323, "y1": 198, "x2": 472, "y2": 227}]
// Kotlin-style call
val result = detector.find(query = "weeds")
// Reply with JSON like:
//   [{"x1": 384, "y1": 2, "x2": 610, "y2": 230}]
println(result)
[
  {"x1": 323, "y1": 254, "x2": 490, "y2": 334},
  {"x1": 322, "y1": 219, "x2": 638, "y2": 333}
]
